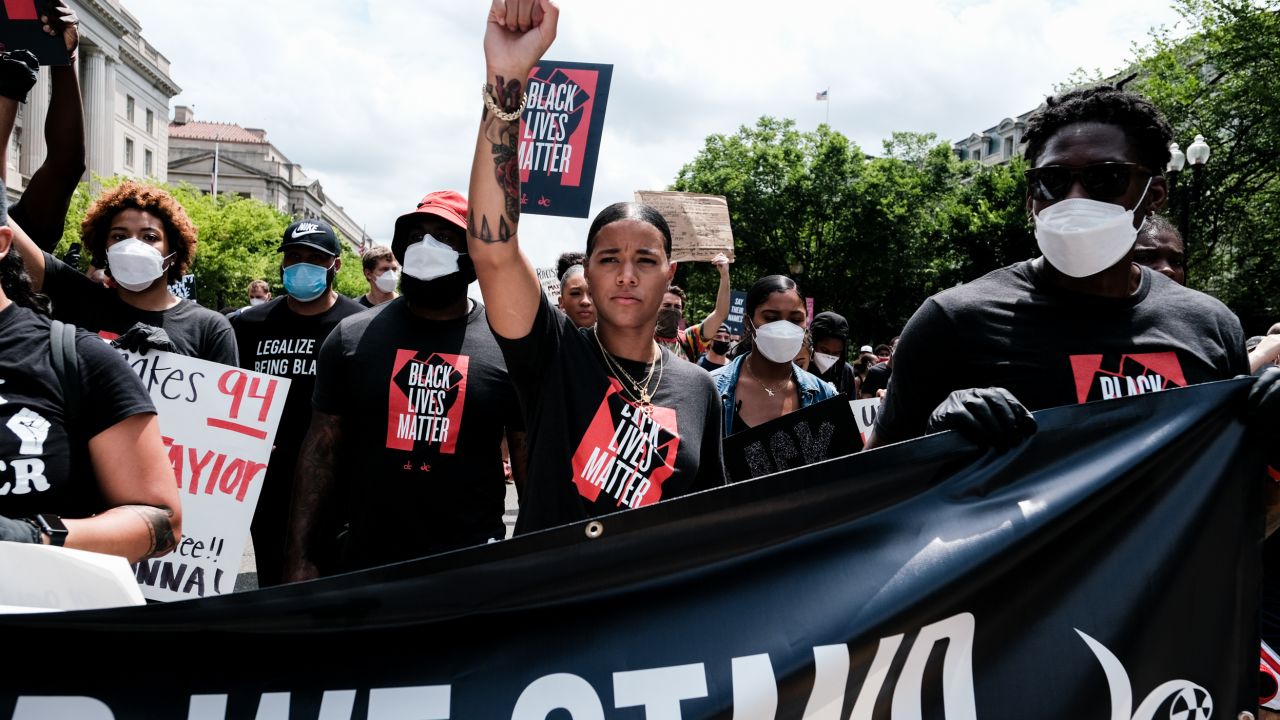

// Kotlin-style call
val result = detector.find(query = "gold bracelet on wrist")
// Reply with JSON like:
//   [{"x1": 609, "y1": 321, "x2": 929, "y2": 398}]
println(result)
[{"x1": 482, "y1": 83, "x2": 527, "y2": 122}]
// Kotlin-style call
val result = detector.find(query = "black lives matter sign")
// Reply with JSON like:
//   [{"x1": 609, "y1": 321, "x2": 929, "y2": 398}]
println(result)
[
  {"x1": 518, "y1": 61, "x2": 613, "y2": 219},
  {"x1": 0, "y1": 0, "x2": 70, "y2": 65}
]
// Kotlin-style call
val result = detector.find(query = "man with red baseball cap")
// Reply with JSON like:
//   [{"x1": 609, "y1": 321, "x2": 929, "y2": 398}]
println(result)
[{"x1": 284, "y1": 191, "x2": 527, "y2": 580}]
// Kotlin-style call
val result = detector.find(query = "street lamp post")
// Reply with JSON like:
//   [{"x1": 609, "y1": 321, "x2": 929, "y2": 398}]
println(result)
[{"x1": 1165, "y1": 135, "x2": 1210, "y2": 274}]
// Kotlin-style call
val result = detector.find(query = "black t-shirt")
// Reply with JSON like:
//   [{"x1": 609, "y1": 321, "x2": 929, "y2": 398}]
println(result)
[
  {"x1": 496, "y1": 293, "x2": 726, "y2": 534},
  {"x1": 861, "y1": 363, "x2": 891, "y2": 396},
  {"x1": 875, "y1": 260, "x2": 1249, "y2": 443},
  {"x1": 313, "y1": 298, "x2": 518, "y2": 568},
  {"x1": 230, "y1": 294, "x2": 366, "y2": 578},
  {"x1": 356, "y1": 295, "x2": 374, "y2": 309},
  {"x1": 0, "y1": 304, "x2": 155, "y2": 520},
  {"x1": 41, "y1": 252, "x2": 238, "y2": 366}
]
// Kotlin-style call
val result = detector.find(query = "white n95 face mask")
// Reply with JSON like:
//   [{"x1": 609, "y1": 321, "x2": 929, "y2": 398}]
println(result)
[
  {"x1": 1034, "y1": 178, "x2": 1151, "y2": 278},
  {"x1": 374, "y1": 269, "x2": 399, "y2": 293},
  {"x1": 752, "y1": 320, "x2": 807, "y2": 364},
  {"x1": 107, "y1": 238, "x2": 173, "y2": 292},
  {"x1": 813, "y1": 352, "x2": 839, "y2": 374},
  {"x1": 402, "y1": 235, "x2": 461, "y2": 281}
]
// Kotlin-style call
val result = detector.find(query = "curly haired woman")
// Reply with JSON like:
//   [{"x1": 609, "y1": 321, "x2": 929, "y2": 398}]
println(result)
[{"x1": 12, "y1": 181, "x2": 237, "y2": 364}]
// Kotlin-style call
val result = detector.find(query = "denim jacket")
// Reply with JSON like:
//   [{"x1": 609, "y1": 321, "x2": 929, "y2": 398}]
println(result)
[{"x1": 710, "y1": 353, "x2": 838, "y2": 436}]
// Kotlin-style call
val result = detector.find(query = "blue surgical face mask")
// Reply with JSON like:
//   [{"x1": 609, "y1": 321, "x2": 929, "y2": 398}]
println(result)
[{"x1": 282, "y1": 261, "x2": 333, "y2": 302}]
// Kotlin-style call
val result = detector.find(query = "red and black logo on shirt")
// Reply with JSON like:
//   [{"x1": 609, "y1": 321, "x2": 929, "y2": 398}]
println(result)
[
  {"x1": 570, "y1": 379, "x2": 680, "y2": 510},
  {"x1": 386, "y1": 350, "x2": 469, "y2": 454},
  {"x1": 1069, "y1": 352, "x2": 1188, "y2": 404}
]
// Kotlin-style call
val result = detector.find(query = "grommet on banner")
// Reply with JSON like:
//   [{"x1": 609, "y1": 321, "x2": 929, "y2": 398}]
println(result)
[
  {"x1": 1239, "y1": 712, "x2": 1255, "y2": 720},
  {"x1": 585, "y1": 521, "x2": 604, "y2": 539}
]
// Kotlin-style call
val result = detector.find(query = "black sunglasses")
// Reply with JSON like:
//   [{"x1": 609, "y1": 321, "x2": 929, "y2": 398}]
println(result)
[{"x1": 1025, "y1": 162, "x2": 1152, "y2": 202}]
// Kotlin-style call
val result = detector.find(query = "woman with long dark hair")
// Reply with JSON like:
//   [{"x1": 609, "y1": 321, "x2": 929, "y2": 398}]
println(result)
[
  {"x1": 710, "y1": 276, "x2": 836, "y2": 436},
  {"x1": 464, "y1": 1, "x2": 724, "y2": 533}
]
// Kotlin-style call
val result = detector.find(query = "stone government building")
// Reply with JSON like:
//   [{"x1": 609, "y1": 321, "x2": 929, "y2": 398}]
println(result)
[{"x1": 4, "y1": 0, "x2": 367, "y2": 252}]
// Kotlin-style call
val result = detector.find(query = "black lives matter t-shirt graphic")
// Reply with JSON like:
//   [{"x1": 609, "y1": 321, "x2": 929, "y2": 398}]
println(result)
[
  {"x1": 570, "y1": 379, "x2": 680, "y2": 510},
  {"x1": 386, "y1": 350, "x2": 469, "y2": 454},
  {"x1": 1070, "y1": 352, "x2": 1188, "y2": 403}
]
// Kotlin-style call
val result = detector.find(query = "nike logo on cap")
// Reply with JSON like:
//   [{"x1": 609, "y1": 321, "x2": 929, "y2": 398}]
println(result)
[{"x1": 292, "y1": 222, "x2": 325, "y2": 239}]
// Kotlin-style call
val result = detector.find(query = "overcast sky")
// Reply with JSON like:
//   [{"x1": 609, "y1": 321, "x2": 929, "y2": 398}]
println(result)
[{"x1": 127, "y1": 0, "x2": 1187, "y2": 270}]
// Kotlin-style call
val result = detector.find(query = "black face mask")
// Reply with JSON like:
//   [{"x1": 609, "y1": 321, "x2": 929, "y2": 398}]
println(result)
[
  {"x1": 655, "y1": 308, "x2": 682, "y2": 339},
  {"x1": 711, "y1": 340, "x2": 731, "y2": 355},
  {"x1": 400, "y1": 261, "x2": 477, "y2": 310}
]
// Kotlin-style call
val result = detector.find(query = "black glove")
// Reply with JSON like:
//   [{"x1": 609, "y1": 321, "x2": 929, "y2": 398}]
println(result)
[
  {"x1": 0, "y1": 515, "x2": 40, "y2": 544},
  {"x1": 926, "y1": 387, "x2": 1037, "y2": 447},
  {"x1": 0, "y1": 50, "x2": 39, "y2": 103},
  {"x1": 1248, "y1": 367, "x2": 1280, "y2": 437},
  {"x1": 110, "y1": 322, "x2": 177, "y2": 355}
]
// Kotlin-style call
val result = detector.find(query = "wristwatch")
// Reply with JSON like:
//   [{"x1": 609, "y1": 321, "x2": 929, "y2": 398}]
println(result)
[{"x1": 31, "y1": 514, "x2": 68, "y2": 547}]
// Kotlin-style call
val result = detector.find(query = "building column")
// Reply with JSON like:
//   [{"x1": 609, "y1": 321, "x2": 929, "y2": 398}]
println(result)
[
  {"x1": 19, "y1": 67, "x2": 50, "y2": 176},
  {"x1": 81, "y1": 45, "x2": 111, "y2": 181}
]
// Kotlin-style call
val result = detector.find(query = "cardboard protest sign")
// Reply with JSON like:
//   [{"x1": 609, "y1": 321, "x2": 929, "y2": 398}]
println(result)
[
  {"x1": 119, "y1": 350, "x2": 290, "y2": 602},
  {"x1": 634, "y1": 191, "x2": 735, "y2": 263},
  {"x1": 0, "y1": 0, "x2": 70, "y2": 66},
  {"x1": 724, "y1": 290, "x2": 747, "y2": 336},
  {"x1": 519, "y1": 60, "x2": 613, "y2": 219},
  {"x1": 850, "y1": 396, "x2": 881, "y2": 445},
  {"x1": 723, "y1": 394, "x2": 860, "y2": 482},
  {"x1": 536, "y1": 266, "x2": 561, "y2": 304}
]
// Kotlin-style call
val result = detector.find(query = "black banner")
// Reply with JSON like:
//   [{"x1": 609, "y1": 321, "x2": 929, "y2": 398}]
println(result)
[
  {"x1": 518, "y1": 60, "x2": 612, "y2": 219},
  {"x1": 0, "y1": 380, "x2": 1264, "y2": 718}
]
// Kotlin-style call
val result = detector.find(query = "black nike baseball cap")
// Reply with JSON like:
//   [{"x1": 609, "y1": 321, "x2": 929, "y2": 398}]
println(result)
[{"x1": 278, "y1": 219, "x2": 341, "y2": 256}]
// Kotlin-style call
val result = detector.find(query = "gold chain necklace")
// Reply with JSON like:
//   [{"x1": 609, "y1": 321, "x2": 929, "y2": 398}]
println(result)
[
  {"x1": 593, "y1": 329, "x2": 665, "y2": 412},
  {"x1": 743, "y1": 353, "x2": 791, "y2": 398}
]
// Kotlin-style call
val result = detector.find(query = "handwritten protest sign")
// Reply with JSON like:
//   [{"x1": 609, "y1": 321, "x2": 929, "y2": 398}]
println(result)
[
  {"x1": 850, "y1": 397, "x2": 881, "y2": 445},
  {"x1": 633, "y1": 191, "x2": 735, "y2": 263},
  {"x1": 723, "y1": 395, "x2": 859, "y2": 482},
  {"x1": 536, "y1": 266, "x2": 561, "y2": 305},
  {"x1": 119, "y1": 350, "x2": 289, "y2": 602},
  {"x1": 519, "y1": 61, "x2": 614, "y2": 219},
  {"x1": 0, "y1": 0, "x2": 69, "y2": 65}
]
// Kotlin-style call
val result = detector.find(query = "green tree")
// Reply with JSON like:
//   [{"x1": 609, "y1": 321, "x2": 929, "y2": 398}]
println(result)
[
  {"x1": 53, "y1": 178, "x2": 366, "y2": 309},
  {"x1": 1129, "y1": 0, "x2": 1280, "y2": 331},
  {"x1": 671, "y1": 118, "x2": 1030, "y2": 343}
]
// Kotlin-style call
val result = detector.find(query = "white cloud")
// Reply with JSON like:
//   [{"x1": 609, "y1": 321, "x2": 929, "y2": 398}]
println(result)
[{"x1": 127, "y1": 0, "x2": 1186, "y2": 270}]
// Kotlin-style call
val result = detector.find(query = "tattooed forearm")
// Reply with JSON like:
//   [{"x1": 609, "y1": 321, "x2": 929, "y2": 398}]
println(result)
[
  {"x1": 471, "y1": 75, "x2": 524, "y2": 245},
  {"x1": 287, "y1": 411, "x2": 343, "y2": 565},
  {"x1": 124, "y1": 504, "x2": 177, "y2": 559}
]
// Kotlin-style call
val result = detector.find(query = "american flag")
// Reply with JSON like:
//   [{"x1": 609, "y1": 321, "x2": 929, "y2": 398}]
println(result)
[{"x1": 815, "y1": 89, "x2": 829, "y2": 100}]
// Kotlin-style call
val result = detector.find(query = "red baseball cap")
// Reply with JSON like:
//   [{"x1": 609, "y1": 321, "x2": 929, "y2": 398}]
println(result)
[{"x1": 393, "y1": 190, "x2": 468, "y2": 240}]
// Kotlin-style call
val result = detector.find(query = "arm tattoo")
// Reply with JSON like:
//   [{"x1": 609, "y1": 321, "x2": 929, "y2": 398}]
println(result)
[
  {"x1": 289, "y1": 411, "x2": 343, "y2": 563},
  {"x1": 124, "y1": 504, "x2": 177, "y2": 559},
  {"x1": 470, "y1": 75, "x2": 523, "y2": 245}
]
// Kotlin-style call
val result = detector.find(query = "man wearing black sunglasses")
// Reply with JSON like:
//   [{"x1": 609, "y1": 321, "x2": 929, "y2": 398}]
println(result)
[{"x1": 868, "y1": 85, "x2": 1257, "y2": 448}]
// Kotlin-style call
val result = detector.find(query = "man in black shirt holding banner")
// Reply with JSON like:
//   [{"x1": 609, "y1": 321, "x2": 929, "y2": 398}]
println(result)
[
  {"x1": 869, "y1": 85, "x2": 1267, "y2": 447},
  {"x1": 231, "y1": 219, "x2": 364, "y2": 586},
  {"x1": 284, "y1": 192, "x2": 525, "y2": 579}
]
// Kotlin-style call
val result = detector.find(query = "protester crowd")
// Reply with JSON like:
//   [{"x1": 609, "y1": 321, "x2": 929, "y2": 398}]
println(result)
[{"x1": 4, "y1": 0, "x2": 1280, "y2": 708}]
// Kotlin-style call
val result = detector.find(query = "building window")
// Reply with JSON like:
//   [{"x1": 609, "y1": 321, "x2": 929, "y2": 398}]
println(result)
[
  {"x1": 1004, "y1": 136, "x2": 1014, "y2": 158},
  {"x1": 146, "y1": 109, "x2": 154, "y2": 134},
  {"x1": 145, "y1": 149, "x2": 153, "y2": 176},
  {"x1": 125, "y1": 137, "x2": 134, "y2": 168},
  {"x1": 126, "y1": 95, "x2": 135, "y2": 123}
]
